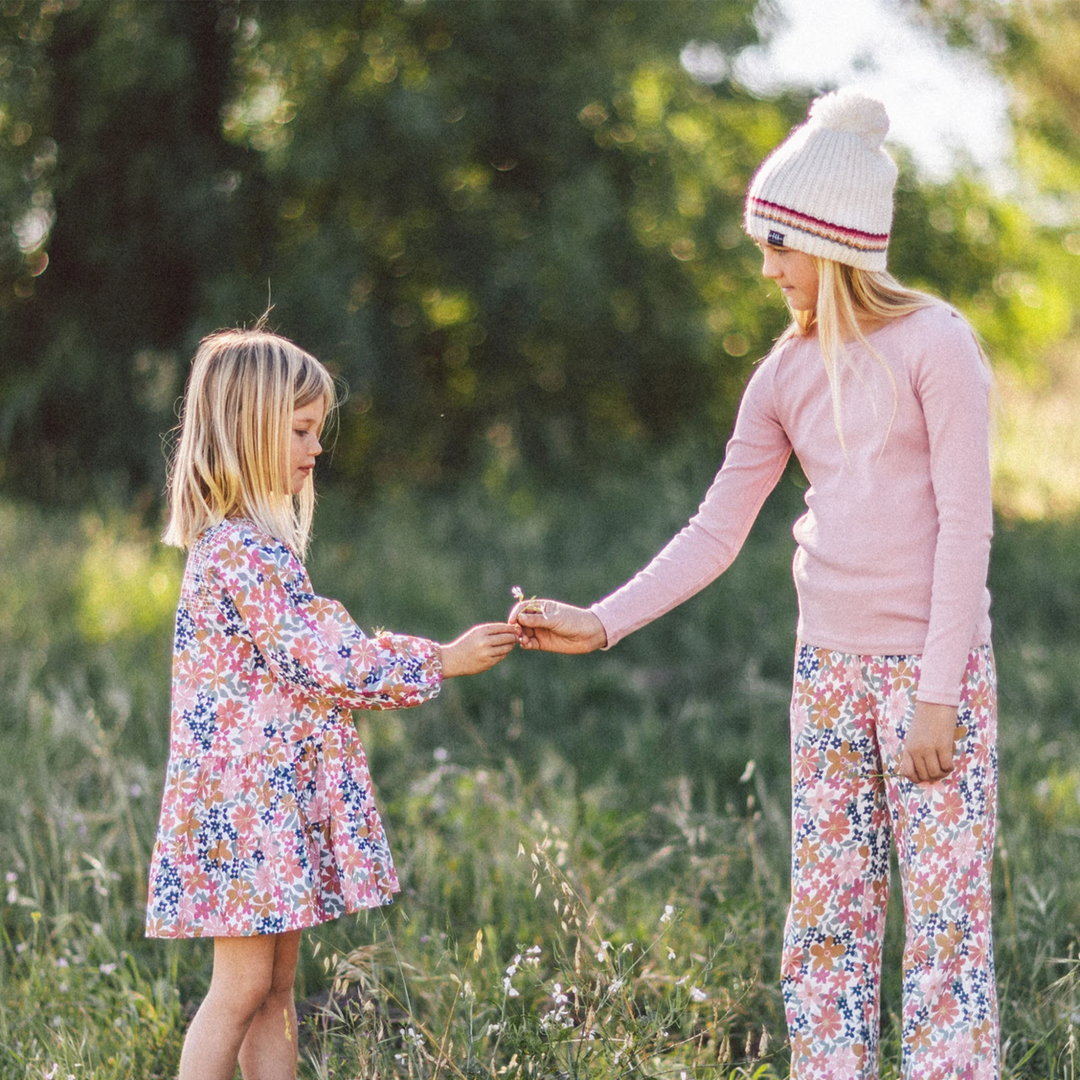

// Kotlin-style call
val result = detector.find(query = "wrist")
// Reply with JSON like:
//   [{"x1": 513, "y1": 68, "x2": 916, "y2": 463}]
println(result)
[
  {"x1": 584, "y1": 612, "x2": 607, "y2": 651},
  {"x1": 437, "y1": 643, "x2": 456, "y2": 679}
]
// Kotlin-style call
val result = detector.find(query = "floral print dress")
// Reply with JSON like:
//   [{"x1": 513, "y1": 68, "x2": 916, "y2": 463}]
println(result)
[{"x1": 145, "y1": 518, "x2": 442, "y2": 938}]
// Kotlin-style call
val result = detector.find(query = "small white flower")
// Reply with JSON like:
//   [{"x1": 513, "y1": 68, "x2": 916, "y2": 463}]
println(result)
[
  {"x1": 507, "y1": 987, "x2": 520, "y2": 998},
  {"x1": 5, "y1": 872, "x2": 17, "y2": 884},
  {"x1": 660, "y1": 904, "x2": 675, "y2": 924},
  {"x1": 610, "y1": 978, "x2": 624, "y2": 992},
  {"x1": 487, "y1": 1022, "x2": 503, "y2": 1037},
  {"x1": 689, "y1": 986, "x2": 708, "y2": 1003},
  {"x1": 667, "y1": 949, "x2": 676, "y2": 960},
  {"x1": 99, "y1": 962, "x2": 117, "y2": 975}
]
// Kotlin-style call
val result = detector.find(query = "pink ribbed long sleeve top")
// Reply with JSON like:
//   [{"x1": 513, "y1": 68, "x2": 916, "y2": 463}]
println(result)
[{"x1": 591, "y1": 303, "x2": 993, "y2": 706}]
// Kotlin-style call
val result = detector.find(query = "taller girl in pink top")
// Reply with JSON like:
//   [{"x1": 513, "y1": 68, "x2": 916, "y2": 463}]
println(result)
[
  {"x1": 147, "y1": 324, "x2": 518, "y2": 1080},
  {"x1": 513, "y1": 90, "x2": 998, "y2": 1080}
]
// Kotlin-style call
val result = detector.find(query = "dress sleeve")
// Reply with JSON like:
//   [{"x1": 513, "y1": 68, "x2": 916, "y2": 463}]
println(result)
[
  {"x1": 592, "y1": 356, "x2": 792, "y2": 647},
  {"x1": 211, "y1": 527, "x2": 442, "y2": 710},
  {"x1": 914, "y1": 312, "x2": 994, "y2": 705}
]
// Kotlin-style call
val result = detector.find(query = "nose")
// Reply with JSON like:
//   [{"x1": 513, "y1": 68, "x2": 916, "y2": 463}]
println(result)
[
  {"x1": 312, "y1": 435, "x2": 323, "y2": 458},
  {"x1": 761, "y1": 248, "x2": 781, "y2": 280}
]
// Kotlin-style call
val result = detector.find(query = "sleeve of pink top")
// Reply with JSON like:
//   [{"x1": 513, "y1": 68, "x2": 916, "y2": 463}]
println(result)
[
  {"x1": 912, "y1": 313, "x2": 994, "y2": 706},
  {"x1": 591, "y1": 359, "x2": 792, "y2": 648}
]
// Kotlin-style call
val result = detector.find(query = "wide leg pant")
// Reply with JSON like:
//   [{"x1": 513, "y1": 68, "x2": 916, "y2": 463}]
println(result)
[{"x1": 782, "y1": 644, "x2": 998, "y2": 1080}]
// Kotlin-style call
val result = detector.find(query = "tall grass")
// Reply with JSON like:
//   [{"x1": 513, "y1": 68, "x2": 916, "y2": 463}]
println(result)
[{"x1": 1, "y1": 458, "x2": 1079, "y2": 1077}]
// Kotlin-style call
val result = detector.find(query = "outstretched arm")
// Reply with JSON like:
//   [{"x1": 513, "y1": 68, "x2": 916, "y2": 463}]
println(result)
[{"x1": 509, "y1": 600, "x2": 607, "y2": 654}]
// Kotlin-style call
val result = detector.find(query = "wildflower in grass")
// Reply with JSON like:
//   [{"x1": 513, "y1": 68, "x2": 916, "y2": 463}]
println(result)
[
  {"x1": 660, "y1": 904, "x2": 674, "y2": 923},
  {"x1": 689, "y1": 986, "x2": 708, "y2": 1002},
  {"x1": 503, "y1": 953, "x2": 522, "y2": 996}
]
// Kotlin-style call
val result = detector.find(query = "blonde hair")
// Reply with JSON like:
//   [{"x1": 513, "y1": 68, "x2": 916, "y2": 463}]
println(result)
[
  {"x1": 163, "y1": 325, "x2": 335, "y2": 559},
  {"x1": 781, "y1": 260, "x2": 937, "y2": 451}
]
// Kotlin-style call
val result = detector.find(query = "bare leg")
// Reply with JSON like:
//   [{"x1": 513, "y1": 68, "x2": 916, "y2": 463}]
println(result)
[
  {"x1": 177, "y1": 932, "x2": 299, "y2": 1080},
  {"x1": 238, "y1": 929, "x2": 302, "y2": 1080}
]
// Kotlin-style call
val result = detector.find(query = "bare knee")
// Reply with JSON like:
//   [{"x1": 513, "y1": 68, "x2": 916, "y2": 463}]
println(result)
[
  {"x1": 206, "y1": 966, "x2": 276, "y2": 1028},
  {"x1": 202, "y1": 935, "x2": 285, "y2": 1028}
]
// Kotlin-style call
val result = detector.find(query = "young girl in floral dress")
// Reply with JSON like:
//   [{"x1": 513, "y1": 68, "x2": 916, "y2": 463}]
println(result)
[
  {"x1": 512, "y1": 90, "x2": 998, "y2": 1079},
  {"x1": 146, "y1": 326, "x2": 518, "y2": 1080}
]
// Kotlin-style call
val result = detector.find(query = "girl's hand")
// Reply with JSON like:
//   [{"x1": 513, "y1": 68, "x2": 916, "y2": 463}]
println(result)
[
  {"x1": 899, "y1": 701, "x2": 960, "y2": 784},
  {"x1": 439, "y1": 624, "x2": 518, "y2": 678},
  {"x1": 509, "y1": 600, "x2": 607, "y2": 654}
]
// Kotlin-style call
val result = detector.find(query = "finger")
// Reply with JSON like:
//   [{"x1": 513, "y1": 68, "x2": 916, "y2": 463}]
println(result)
[
  {"x1": 899, "y1": 751, "x2": 918, "y2": 783},
  {"x1": 513, "y1": 610, "x2": 548, "y2": 627},
  {"x1": 913, "y1": 755, "x2": 932, "y2": 784}
]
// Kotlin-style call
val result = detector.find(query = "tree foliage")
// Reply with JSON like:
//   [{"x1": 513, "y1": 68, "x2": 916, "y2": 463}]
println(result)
[{"x1": 0, "y1": 0, "x2": 1076, "y2": 504}]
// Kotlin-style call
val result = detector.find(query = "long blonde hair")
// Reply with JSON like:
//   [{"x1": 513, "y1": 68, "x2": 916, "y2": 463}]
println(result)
[
  {"x1": 163, "y1": 325, "x2": 335, "y2": 559},
  {"x1": 782, "y1": 260, "x2": 937, "y2": 451}
]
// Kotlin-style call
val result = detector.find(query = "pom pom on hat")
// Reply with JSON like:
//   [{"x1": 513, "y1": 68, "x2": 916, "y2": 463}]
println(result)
[
  {"x1": 743, "y1": 88, "x2": 897, "y2": 271},
  {"x1": 809, "y1": 90, "x2": 889, "y2": 148}
]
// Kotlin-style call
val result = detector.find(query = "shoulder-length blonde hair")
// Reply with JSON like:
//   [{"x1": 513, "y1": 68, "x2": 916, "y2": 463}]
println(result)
[
  {"x1": 163, "y1": 326, "x2": 335, "y2": 559},
  {"x1": 780, "y1": 260, "x2": 938, "y2": 451}
]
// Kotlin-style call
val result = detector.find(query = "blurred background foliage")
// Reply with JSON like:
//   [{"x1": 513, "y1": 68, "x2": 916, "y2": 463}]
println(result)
[{"x1": 0, "y1": 0, "x2": 1078, "y2": 510}]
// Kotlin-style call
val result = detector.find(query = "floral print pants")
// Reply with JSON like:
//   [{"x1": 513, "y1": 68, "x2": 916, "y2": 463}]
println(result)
[{"x1": 783, "y1": 644, "x2": 998, "y2": 1080}]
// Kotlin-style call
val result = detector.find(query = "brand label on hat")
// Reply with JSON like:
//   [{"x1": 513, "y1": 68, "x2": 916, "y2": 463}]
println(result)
[{"x1": 767, "y1": 229, "x2": 785, "y2": 248}]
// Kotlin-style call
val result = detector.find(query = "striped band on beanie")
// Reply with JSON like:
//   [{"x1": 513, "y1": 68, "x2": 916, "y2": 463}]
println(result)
[{"x1": 743, "y1": 90, "x2": 897, "y2": 272}]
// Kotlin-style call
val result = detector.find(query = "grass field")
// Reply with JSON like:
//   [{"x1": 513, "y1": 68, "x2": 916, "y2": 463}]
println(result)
[{"x1": 1, "y1": 456, "x2": 1079, "y2": 1078}]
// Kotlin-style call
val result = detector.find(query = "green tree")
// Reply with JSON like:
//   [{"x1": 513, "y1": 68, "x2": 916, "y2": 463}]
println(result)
[{"x1": 1, "y1": 0, "x2": 1074, "y2": 505}]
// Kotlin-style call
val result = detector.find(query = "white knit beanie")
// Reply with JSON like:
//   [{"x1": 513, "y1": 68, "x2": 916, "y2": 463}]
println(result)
[{"x1": 743, "y1": 90, "x2": 897, "y2": 272}]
